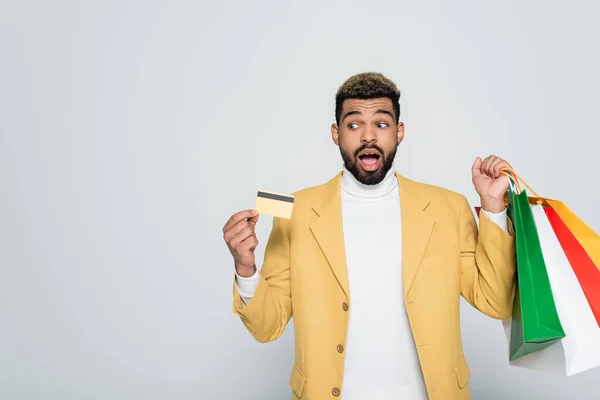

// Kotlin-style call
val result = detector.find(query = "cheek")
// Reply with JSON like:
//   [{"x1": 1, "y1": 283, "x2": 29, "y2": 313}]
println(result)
[
  {"x1": 380, "y1": 133, "x2": 398, "y2": 150},
  {"x1": 339, "y1": 135, "x2": 359, "y2": 152},
  {"x1": 341, "y1": 143, "x2": 357, "y2": 157}
]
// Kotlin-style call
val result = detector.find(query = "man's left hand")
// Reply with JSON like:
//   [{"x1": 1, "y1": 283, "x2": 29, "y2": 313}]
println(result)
[{"x1": 472, "y1": 155, "x2": 512, "y2": 213}]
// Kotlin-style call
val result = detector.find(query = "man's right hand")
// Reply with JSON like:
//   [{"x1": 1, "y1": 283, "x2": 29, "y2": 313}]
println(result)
[{"x1": 222, "y1": 209, "x2": 260, "y2": 277}]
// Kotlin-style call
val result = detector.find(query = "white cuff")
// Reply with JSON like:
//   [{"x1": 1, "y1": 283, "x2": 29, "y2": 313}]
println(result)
[
  {"x1": 236, "y1": 270, "x2": 259, "y2": 304},
  {"x1": 480, "y1": 208, "x2": 508, "y2": 233}
]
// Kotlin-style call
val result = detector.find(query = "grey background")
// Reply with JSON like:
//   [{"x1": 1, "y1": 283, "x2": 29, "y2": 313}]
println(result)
[{"x1": 1, "y1": 0, "x2": 599, "y2": 399}]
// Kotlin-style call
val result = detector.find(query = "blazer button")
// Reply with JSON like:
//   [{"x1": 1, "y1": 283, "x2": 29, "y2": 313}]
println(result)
[
  {"x1": 332, "y1": 387, "x2": 341, "y2": 396},
  {"x1": 337, "y1": 344, "x2": 344, "y2": 353},
  {"x1": 342, "y1": 302, "x2": 349, "y2": 311}
]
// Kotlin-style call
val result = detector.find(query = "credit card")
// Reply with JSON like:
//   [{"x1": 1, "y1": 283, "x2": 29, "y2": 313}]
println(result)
[{"x1": 255, "y1": 190, "x2": 294, "y2": 219}]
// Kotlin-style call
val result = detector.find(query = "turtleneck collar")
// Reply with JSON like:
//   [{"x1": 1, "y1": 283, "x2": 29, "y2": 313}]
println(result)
[{"x1": 341, "y1": 164, "x2": 398, "y2": 198}]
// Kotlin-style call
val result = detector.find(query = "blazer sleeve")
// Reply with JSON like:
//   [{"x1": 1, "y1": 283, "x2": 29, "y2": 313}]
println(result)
[
  {"x1": 231, "y1": 216, "x2": 292, "y2": 343},
  {"x1": 458, "y1": 195, "x2": 516, "y2": 319}
]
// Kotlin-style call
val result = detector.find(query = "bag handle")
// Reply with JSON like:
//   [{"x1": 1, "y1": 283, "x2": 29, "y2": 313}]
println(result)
[
  {"x1": 500, "y1": 167, "x2": 541, "y2": 198},
  {"x1": 500, "y1": 167, "x2": 544, "y2": 206},
  {"x1": 500, "y1": 169, "x2": 522, "y2": 193}
]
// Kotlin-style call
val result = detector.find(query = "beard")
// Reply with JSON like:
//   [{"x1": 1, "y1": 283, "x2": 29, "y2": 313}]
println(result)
[{"x1": 340, "y1": 143, "x2": 397, "y2": 185}]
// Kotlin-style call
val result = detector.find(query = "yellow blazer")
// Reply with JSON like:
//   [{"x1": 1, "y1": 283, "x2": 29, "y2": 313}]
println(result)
[{"x1": 232, "y1": 171, "x2": 516, "y2": 399}]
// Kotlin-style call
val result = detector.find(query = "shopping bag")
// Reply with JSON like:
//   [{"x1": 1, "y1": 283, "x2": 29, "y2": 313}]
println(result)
[
  {"x1": 502, "y1": 175, "x2": 565, "y2": 361},
  {"x1": 545, "y1": 200, "x2": 600, "y2": 272},
  {"x1": 545, "y1": 207, "x2": 600, "y2": 326},
  {"x1": 502, "y1": 204, "x2": 600, "y2": 375},
  {"x1": 500, "y1": 167, "x2": 600, "y2": 328}
]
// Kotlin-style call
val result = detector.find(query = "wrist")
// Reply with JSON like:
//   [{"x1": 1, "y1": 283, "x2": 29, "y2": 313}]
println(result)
[
  {"x1": 235, "y1": 263, "x2": 257, "y2": 278},
  {"x1": 480, "y1": 196, "x2": 506, "y2": 214}
]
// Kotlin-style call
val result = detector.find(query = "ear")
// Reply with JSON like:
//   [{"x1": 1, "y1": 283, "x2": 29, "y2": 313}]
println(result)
[
  {"x1": 397, "y1": 122, "x2": 405, "y2": 144},
  {"x1": 331, "y1": 123, "x2": 340, "y2": 145}
]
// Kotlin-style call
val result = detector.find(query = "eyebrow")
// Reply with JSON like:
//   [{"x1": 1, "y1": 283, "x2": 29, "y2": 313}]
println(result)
[
  {"x1": 341, "y1": 110, "x2": 362, "y2": 122},
  {"x1": 375, "y1": 109, "x2": 395, "y2": 120},
  {"x1": 342, "y1": 109, "x2": 395, "y2": 123}
]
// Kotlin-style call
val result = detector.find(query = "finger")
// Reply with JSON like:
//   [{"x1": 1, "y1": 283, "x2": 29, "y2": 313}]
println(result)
[
  {"x1": 234, "y1": 234, "x2": 258, "y2": 258},
  {"x1": 229, "y1": 227, "x2": 255, "y2": 248},
  {"x1": 482, "y1": 155, "x2": 497, "y2": 178},
  {"x1": 472, "y1": 157, "x2": 483, "y2": 174},
  {"x1": 223, "y1": 209, "x2": 256, "y2": 233},
  {"x1": 486, "y1": 157, "x2": 500, "y2": 176},
  {"x1": 223, "y1": 209, "x2": 257, "y2": 233},
  {"x1": 242, "y1": 235, "x2": 259, "y2": 252},
  {"x1": 481, "y1": 155, "x2": 492, "y2": 170},
  {"x1": 492, "y1": 159, "x2": 509, "y2": 178},
  {"x1": 247, "y1": 213, "x2": 259, "y2": 225},
  {"x1": 224, "y1": 220, "x2": 252, "y2": 242}
]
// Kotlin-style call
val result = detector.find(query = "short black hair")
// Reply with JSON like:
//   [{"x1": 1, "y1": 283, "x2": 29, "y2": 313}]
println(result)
[{"x1": 335, "y1": 72, "x2": 401, "y2": 125}]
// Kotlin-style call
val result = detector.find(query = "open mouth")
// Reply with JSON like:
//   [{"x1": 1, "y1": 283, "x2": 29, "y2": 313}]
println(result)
[{"x1": 357, "y1": 150, "x2": 381, "y2": 171}]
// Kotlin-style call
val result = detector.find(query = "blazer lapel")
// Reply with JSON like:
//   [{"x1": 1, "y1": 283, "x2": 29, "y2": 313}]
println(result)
[
  {"x1": 309, "y1": 172, "x2": 350, "y2": 299},
  {"x1": 308, "y1": 171, "x2": 434, "y2": 301},
  {"x1": 396, "y1": 173, "x2": 435, "y2": 299}
]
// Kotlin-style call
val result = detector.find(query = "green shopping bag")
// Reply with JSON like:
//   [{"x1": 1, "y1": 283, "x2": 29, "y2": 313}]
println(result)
[{"x1": 506, "y1": 179, "x2": 566, "y2": 361}]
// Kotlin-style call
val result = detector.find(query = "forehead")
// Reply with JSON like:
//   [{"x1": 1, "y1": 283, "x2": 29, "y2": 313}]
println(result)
[{"x1": 342, "y1": 97, "x2": 394, "y2": 114}]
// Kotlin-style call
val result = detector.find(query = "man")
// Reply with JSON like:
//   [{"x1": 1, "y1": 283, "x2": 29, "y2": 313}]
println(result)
[{"x1": 223, "y1": 72, "x2": 515, "y2": 399}]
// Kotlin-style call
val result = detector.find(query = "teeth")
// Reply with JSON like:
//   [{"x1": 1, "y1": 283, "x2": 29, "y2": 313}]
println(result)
[{"x1": 360, "y1": 152, "x2": 378, "y2": 157}]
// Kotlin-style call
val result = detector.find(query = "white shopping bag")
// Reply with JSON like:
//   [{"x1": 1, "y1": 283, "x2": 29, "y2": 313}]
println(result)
[{"x1": 502, "y1": 204, "x2": 600, "y2": 376}]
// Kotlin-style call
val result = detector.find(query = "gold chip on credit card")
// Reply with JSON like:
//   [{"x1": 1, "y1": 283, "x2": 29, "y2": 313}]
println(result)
[{"x1": 255, "y1": 190, "x2": 295, "y2": 219}]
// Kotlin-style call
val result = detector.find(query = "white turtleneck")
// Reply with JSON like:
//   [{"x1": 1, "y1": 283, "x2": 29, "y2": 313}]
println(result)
[
  {"x1": 235, "y1": 166, "x2": 507, "y2": 398},
  {"x1": 337, "y1": 164, "x2": 428, "y2": 399}
]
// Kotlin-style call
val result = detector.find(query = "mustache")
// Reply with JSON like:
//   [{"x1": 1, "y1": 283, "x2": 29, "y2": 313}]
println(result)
[{"x1": 354, "y1": 144, "x2": 384, "y2": 158}]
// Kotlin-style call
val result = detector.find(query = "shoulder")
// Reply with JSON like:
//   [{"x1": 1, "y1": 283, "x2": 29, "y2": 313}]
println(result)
[
  {"x1": 288, "y1": 171, "x2": 341, "y2": 202},
  {"x1": 279, "y1": 172, "x2": 342, "y2": 224},
  {"x1": 290, "y1": 183, "x2": 326, "y2": 203},
  {"x1": 398, "y1": 174, "x2": 469, "y2": 210},
  {"x1": 286, "y1": 182, "x2": 329, "y2": 222},
  {"x1": 407, "y1": 177, "x2": 464, "y2": 198}
]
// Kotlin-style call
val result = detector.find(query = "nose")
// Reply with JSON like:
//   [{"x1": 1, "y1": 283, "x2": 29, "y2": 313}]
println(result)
[{"x1": 360, "y1": 125, "x2": 377, "y2": 144}]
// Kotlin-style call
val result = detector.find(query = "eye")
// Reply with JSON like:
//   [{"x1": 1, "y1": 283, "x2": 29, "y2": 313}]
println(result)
[
  {"x1": 348, "y1": 123, "x2": 359, "y2": 129},
  {"x1": 377, "y1": 122, "x2": 389, "y2": 129}
]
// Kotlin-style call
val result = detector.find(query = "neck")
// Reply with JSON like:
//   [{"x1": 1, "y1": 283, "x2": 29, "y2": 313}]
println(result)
[{"x1": 341, "y1": 164, "x2": 397, "y2": 198}]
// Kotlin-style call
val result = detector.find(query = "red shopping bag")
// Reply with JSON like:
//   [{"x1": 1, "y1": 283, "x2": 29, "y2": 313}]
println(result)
[{"x1": 545, "y1": 207, "x2": 600, "y2": 327}]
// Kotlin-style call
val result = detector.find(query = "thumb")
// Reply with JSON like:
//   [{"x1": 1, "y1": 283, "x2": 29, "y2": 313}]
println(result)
[
  {"x1": 472, "y1": 157, "x2": 483, "y2": 174},
  {"x1": 248, "y1": 213, "x2": 259, "y2": 225}
]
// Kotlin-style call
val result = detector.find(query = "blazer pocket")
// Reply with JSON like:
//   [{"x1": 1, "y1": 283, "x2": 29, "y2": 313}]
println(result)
[
  {"x1": 454, "y1": 356, "x2": 471, "y2": 389},
  {"x1": 420, "y1": 244, "x2": 458, "y2": 268},
  {"x1": 289, "y1": 363, "x2": 306, "y2": 398}
]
